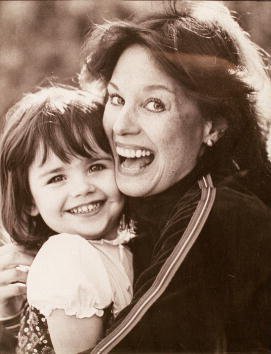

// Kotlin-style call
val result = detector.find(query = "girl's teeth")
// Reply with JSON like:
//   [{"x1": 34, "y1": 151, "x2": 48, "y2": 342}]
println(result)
[
  {"x1": 69, "y1": 202, "x2": 101, "y2": 214},
  {"x1": 136, "y1": 150, "x2": 141, "y2": 158},
  {"x1": 116, "y1": 147, "x2": 152, "y2": 158}
]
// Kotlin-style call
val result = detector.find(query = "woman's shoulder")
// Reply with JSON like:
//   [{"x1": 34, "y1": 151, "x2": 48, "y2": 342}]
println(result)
[
  {"x1": 172, "y1": 174, "x2": 271, "y2": 232},
  {"x1": 213, "y1": 178, "x2": 271, "y2": 218},
  {"x1": 206, "y1": 179, "x2": 271, "y2": 244}
]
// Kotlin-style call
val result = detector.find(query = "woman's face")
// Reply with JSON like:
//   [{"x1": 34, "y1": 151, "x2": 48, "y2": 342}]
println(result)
[{"x1": 103, "y1": 44, "x2": 210, "y2": 197}]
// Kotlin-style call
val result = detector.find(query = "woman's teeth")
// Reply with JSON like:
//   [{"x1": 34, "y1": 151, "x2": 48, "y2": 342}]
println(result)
[
  {"x1": 116, "y1": 146, "x2": 154, "y2": 172},
  {"x1": 116, "y1": 147, "x2": 152, "y2": 158},
  {"x1": 69, "y1": 202, "x2": 101, "y2": 214}
]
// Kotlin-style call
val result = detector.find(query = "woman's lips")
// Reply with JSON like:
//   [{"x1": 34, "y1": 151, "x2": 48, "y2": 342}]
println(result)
[
  {"x1": 116, "y1": 146, "x2": 152, "y2": 158},
  {"x1": 116, "y1": 146, "x2": 154, "y2": 174}
]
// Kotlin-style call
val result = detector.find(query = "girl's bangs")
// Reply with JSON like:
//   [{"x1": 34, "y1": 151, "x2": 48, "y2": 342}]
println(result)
[{"x1": 36, "y1": 111, "x2": 110, "y2": 165}]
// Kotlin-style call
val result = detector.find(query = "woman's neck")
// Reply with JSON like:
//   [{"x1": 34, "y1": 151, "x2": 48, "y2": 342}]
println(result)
[{"x1": 128, "y1": 166, "x2": 201, "y2": 233}]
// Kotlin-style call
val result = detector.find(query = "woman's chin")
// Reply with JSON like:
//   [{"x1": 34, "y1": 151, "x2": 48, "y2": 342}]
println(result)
[
  {"x1": 116, "y1": 169, "x2": 161, "y2": 198},
  {"x1": 117, "y1": 181, "x2": 153, "y2": 197}
]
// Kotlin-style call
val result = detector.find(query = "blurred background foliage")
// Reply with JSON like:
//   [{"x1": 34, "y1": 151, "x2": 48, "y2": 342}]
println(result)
[{"x1": 0, "y1": 0, "x2": 271, "y2": 137}]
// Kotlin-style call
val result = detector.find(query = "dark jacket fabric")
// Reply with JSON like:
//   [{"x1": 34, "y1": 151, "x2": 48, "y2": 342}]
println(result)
[{"x1": 91, "y1": 172, "x2": 271, "y2": 353}]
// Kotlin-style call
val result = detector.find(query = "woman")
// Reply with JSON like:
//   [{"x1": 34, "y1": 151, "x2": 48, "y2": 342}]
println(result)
[
  {"x1": 79, "y1": 1, "x2": 271, "y2": 352},
  {"x1": 1, "y1": 1, "x2": 271, "y2": 353}
]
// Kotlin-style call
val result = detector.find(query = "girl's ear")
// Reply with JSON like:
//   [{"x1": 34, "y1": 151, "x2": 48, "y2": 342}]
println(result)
[
  {"x1": 29, "y1": 204, "x2": 39, "y2": 216},
  {"x1": 203, "y1": 117, "x2": 228, "y2": 147}
]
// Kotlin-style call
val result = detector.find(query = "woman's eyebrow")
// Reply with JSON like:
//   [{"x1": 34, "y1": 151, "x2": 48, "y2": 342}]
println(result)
[
  {"x1": 108, "y1": 81, "x2": 174, "y2": 94},
  {"x1": 143, "y1": 84, "x2": 175, "y2": 94}
]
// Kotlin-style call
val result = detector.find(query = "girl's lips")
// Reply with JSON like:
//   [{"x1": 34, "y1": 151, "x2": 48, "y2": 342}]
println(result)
[{"x1": 67, "y1": 201, "x2": 104, "y2": 215}]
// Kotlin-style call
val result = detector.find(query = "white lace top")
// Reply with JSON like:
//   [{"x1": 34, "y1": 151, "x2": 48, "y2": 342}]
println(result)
[{"x1": 27, "y1": 233, "x2": 133, "y2": 319}]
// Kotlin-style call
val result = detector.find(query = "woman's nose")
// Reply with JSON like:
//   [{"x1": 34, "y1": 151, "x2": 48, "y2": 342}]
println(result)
[
  {"x1": 113, "y1": 107, "x2": 140, "y2": 136},
  {"x1": 69, "y1": 175, "x2": 95, "y2": 197}
]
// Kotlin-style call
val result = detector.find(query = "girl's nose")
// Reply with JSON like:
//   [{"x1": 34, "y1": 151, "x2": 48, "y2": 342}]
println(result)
[
  {"x1": 113, "y1": 108, "x2": 140, "y2": 136},
  {"x1": 69, "y1": 175, "x2": 96, "y2": 198}
]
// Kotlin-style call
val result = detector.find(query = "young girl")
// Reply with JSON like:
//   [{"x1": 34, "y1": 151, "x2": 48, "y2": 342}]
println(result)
[{"x1": 0, "y1": 85, "x2": 135, "y2": 354}]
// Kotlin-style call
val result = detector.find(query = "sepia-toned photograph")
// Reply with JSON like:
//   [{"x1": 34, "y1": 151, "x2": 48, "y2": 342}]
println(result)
[{"x1": 1, "y1": 1, "x2": 271, "y2": 353}]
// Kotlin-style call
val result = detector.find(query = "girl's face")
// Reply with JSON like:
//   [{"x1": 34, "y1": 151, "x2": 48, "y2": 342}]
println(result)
[
  {"x1": 103, "y1": 44, "x2": 211, "y2": 197},
  {"x1": 28, "y1": 146, "x2": 124, "y2": 240}
]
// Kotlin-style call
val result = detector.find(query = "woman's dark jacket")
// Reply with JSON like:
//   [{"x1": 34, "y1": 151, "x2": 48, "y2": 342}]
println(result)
[{"x1": 90, "y1": 170, "x2": 271, "y2": 353}]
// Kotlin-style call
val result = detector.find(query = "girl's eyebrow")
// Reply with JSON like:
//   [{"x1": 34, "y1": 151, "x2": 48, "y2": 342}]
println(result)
[
  {"x1": 39, "y1": 167, "x2": 64, "y2": 178},
  {"x1": 92, "y1": 156, "x2": 112, "y2": 161},
  {"x1": 108, "y1": 82, "x2": 119, "y2": 90},
  {"x1": 90, "y1": 156, "x2": 114, "y2": 164},
  {"x1": 39, "y1": 157, "x2": 112, "y2": 178}
]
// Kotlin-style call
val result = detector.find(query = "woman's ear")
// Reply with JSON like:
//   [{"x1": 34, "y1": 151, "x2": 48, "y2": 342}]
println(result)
[{"x1": 203, "y1": 117, "x2": 228, "y2": 147}]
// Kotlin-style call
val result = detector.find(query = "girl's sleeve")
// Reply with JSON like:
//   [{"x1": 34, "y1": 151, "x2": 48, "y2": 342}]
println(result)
[{"x1": 27, "y1": 234, "x2": 113, "y2": 319}]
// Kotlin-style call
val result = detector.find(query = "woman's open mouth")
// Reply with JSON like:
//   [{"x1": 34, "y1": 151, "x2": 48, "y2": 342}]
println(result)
[{"x1": 116, "y1": 146, "x2": 154, "y2": 174}]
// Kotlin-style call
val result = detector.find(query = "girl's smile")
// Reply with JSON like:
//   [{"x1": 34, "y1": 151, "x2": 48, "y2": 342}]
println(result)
[
  {"x1": 28, "y1": 146, "x2": 124, "y2": 241},
  {"x1": 67, "y1": 201, "x2": 104, "y2": 215}
]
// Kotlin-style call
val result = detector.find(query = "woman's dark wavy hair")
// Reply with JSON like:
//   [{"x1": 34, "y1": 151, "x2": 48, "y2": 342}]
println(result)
[
  {"x1": 80, "y1": 1, "x2": 271, "y2": 205},
  {"x1": 0, "y1": 85, "x2": 110, "y2": 248}
]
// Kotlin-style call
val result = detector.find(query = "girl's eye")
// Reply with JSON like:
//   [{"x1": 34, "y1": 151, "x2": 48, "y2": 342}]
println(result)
[
  {"x1": 48, "y1": 175, "x2": 65, "y2": 184},
  {"x1": 109, "y1": 93, "x2": 125, "y2": 106},
  {"x1": 89, "y1": 164, "x2": 105, "y2": 173},
  {"x1": 144, "y1": 98, "x2": 165, "y2": 113}
]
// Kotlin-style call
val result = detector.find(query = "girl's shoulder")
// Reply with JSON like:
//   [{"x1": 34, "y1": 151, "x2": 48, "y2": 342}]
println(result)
[
  {"x1": 41, "y1": 232, "x2": 90, "y2": 251},
  {"x1": 35, "y1": 233, "x2": 120, "y2": 262},
  {"x1": 31, "y1": 233, "x2": 113, "y2": 276},
  {"x1": 27, "y1": 233, "x2": 133, "y2": 319},
  {"x1": 28, "y1": 233, "x2": 118, "y2": 286},
  {"x1": 27, "y1": 234, "x2": 114, "y2": 318},
  {"x1": 36, "y1": 233, "x2": 133, "y2": 275}
]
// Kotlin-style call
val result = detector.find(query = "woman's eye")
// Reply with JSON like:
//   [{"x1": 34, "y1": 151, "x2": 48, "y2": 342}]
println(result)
[
  {"x1": 109, "y1": 94, "x2": 125, "y2": 106},
  {"x1": 144, "y1": 98, "x2": 165, "y2": 113},
  {"x1": 89, "y1": 164, "x2": 105, "y2": 173},
  {"x1": 48, "y1": 175, "x2": 65, "y2": 184}
]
